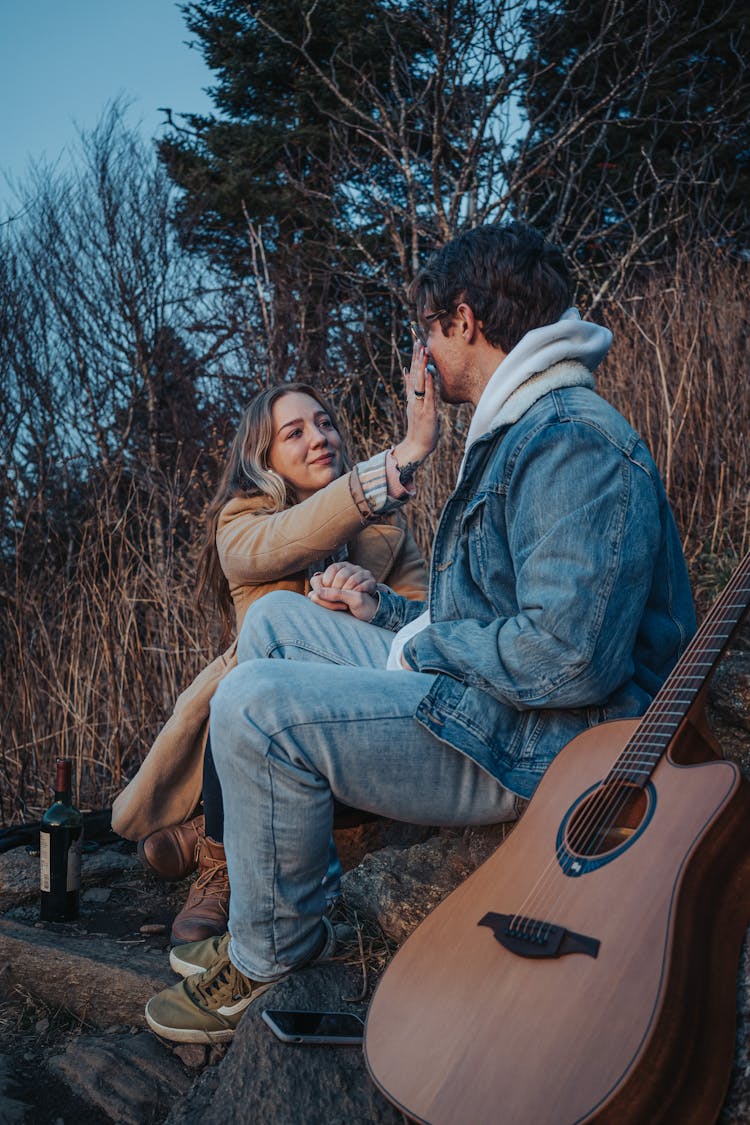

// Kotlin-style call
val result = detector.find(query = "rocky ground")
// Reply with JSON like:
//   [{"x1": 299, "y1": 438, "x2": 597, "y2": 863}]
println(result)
[
  {"x1": 0, "y1": 816, "x2": 446, "y2": 1124},
  {"x1": 1, "y1": 640, "x2": 749, "y2": 1124}
]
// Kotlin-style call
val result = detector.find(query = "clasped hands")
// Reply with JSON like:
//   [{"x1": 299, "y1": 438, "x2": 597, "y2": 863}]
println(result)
[
  {"x1": 308, "y1": 562, "x2": 411, "y2": 668},
  {"x1": 308, "y1": 562, "x2": 379, "y2": 621}
]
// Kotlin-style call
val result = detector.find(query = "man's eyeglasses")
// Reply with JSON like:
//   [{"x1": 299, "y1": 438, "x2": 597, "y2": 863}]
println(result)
[{"x1": 409, "y1": 308, "x2": 448, "y2": 348}]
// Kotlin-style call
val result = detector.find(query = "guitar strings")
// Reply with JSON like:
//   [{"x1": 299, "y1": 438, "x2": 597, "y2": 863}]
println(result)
[
  {"x1": 507, "y1": 561, "x2": 750, "y2": 942},
  {"x1": 577, "y1": 598, "x2": 741, "y2": 849},
  {"x1": 512, "y1": 624, "x2": 729, "y2": 931},
  {"x1": 511, "y1": 643, "x2": 721, "y2": 941},
  {"x1": 514, "y1": 570, "x2": 750, "y2": 936},
  {"x1": 557, "y1": 575, "x2": 749, "y2": 887}
]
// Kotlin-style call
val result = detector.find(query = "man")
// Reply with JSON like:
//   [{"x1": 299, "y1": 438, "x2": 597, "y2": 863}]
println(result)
[{"x1": 145, "y1": 222, "x2": 695, "y2": 1043}]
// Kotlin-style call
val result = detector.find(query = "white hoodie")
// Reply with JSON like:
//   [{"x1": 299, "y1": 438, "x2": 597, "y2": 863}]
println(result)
[{"x1": 385, "y1": 308, "x2": 612, "y2": 670}]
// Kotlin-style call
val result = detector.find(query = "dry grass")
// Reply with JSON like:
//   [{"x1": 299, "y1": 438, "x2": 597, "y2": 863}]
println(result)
[
  {"x1": 597, "y1": 249, "x2": 749, "y2": 595},
  {"x1": 0, "y1": 986, "x2": 94, "y2": 1041},
  {"x1": 327, "y1": 898, "x2": 399, "y2": 1003},
  {"x1": 0, "y1": 478, "x2": 213, "y2": 823},
  {"x1": 2, "y1": 247, "x2": 748, "y2": 822}
]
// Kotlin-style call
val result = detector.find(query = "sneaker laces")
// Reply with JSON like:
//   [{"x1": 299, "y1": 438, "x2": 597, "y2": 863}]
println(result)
[
  {"x1": 189, "y1": 937, "x2": 255, "y2": 1006},
  {"x1": 187, "y1": 918, "x2": 337, "y2": 1010}
]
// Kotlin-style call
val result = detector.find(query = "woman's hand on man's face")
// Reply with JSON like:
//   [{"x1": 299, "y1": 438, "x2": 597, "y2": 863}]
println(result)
[
  {"x1": 308, "y1": 562, "x2": 378, "y2": 621},
  {"x1": 393, "y1": 340, "x2": 440, "y2": 469}
]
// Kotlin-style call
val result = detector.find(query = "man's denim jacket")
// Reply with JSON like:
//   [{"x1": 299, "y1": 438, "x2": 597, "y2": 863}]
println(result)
[{"x1": 371, "y1": 381, "x2": 696, "y2": 798}]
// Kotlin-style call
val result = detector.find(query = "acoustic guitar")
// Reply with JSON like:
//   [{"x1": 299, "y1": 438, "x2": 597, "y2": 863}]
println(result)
[{"x1": 365, "y1": 554, "x2": 750, "y2": 1124}]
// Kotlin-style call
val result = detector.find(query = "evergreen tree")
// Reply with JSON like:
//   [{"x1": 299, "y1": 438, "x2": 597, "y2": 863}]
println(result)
[
  {"x1": 160, "y1": 0, "x2": 433, "y2": 380},
  {"x1": 517, "y1": 0, "x2": 750, "y2": 269}
]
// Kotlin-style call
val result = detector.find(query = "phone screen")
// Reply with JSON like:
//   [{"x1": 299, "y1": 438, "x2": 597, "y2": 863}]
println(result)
[{"x1": 262, "y1": 1009, "x2": 364, "y2": 1043}]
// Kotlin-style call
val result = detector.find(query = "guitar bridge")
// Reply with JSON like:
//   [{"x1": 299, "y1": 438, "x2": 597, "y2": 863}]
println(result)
[{"x1": 478, "y1": 912, "x2": 600, "y2": 959}]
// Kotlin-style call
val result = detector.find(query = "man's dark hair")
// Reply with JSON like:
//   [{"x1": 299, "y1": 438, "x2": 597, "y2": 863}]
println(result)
[{"x1": 409, "y1": 222, "x2": 574, "y2": 354}]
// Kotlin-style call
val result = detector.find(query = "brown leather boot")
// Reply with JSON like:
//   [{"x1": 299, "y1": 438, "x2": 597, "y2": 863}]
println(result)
[
  {"x1": 137, "y1": 814, "x2": 205, "y2": 881},
  {"x1": 170, "y1": 836, "x2": 229, "y2": 944}
]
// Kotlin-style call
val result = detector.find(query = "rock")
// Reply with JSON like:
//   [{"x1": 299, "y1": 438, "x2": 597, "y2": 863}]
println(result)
[
  {"x1": 0, "y1": 917, "x2": 173, "y2": 1026},
  {"x1": 163, "y1": 962, "x2": 402, "y2": 1125},
  {"x1": 82, "y1": 887, "x2": 113, "y2": 903},
  {"x1": 720, "y1": 934, "x2": 750, "y2": 1123},
  {"x1": 333, "y1": 818, "x2": 435, "y2": 873},
  {"x1": 709, "y1": 649, "x2": 750, "y2": 778},
  {"x1": 172, "y1": 1044, "x2": 210, "y2": 1070},
  {"x1": 712, "y1": 654, "x2": 750, "y2": 732},
  {"x1": 48, "y1": 1031, "x2": 191, "y2": 1125},
  {"x1": 341, "y1": 823, "x2": 513, "y2": 942},
  {"x1": 0, "y1": 1095, "x2": 26, "y2": 1125},
  {"x1": 0, "y1": 1054, "x2": 29, "y2": 1123},
  {"x1": 0, "y1": 844, "x2": 139, "y2": 912}
]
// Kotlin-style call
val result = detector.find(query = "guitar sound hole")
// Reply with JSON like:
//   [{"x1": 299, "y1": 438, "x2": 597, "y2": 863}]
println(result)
[{"x1": 565, "y1": 783, "x2": 648, "y2": 858}]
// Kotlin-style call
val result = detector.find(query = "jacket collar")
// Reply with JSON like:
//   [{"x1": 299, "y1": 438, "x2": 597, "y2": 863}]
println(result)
[{"x1": 457, "y1": 308, "x2": 610, "y2": 481}]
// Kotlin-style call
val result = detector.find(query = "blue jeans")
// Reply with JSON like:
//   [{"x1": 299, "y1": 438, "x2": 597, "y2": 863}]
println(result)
[{"x1": 210, "y1": 591, "x2": 515, "y2": 982}]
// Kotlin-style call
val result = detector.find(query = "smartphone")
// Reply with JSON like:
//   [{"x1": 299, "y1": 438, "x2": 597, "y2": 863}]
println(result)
[{"x1": 261, "y1": 1008, "x2": 364, "y2": 1046}]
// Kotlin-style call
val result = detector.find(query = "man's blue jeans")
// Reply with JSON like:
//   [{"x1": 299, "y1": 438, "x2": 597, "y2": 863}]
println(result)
[{"x1": 210, "y1": 591, "x2": 515, "y2": 982}]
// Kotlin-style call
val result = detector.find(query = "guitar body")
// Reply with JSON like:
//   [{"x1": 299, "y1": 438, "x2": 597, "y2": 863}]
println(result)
[{"x1": 365, "y1": 718, "x2": 750, "y2": 1124}]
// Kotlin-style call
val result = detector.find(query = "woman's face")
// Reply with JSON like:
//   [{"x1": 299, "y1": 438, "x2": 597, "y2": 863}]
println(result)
[{"x1": 268, "y1": 391, "x2": 344, "y2": 500}]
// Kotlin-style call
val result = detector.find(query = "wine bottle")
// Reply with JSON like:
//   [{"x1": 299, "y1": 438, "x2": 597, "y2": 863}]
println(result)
[{"x1": 39, "y1": 757, "x2": 83, "y2": 922}]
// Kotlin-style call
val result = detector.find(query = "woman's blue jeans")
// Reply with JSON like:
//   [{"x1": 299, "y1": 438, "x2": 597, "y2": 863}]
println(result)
[{"x1": 210, "y1": 591, "x2": 515, "y2": 982}]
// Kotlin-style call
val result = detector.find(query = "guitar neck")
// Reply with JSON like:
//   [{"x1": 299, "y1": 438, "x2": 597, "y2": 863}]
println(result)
[{"x1": 613, "y1": 553, "x2": 750, "y2": 785}]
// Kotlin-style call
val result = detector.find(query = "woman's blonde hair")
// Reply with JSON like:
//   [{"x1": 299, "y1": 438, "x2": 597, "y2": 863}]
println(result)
[{"x1": 196, "y1": 382, "x2": 349, "y2": 643}]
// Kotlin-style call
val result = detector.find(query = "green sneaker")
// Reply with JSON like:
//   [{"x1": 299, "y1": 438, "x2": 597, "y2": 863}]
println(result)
[
  {"x1": 146, "y1": 920, "x2": 336, "y2": 1044},
  {"x1": 169, "y1": 912, "x2": 349, "y2": 978},
  {"x1": 146, "y1": 933, "x2": 269, "y2": 1043},
  {"x1": 170, "y1": 933, "x2": 225, "y2": 978}
]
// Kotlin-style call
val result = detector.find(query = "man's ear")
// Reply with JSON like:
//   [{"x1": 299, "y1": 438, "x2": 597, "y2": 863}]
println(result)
[{"x1": 455, "y1": 302, "x2": 481, "y2": 342}]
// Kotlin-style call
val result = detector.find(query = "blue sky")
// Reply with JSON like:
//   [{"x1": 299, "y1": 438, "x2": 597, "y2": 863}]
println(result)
[{"x1": 0, "y1": 0, "x2": 214, "y2": 216}]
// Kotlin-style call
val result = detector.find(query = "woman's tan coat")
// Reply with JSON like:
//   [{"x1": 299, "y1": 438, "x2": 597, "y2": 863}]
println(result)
[{"x1": 111, "y1": 470, "x2": 427, "y2": 840}]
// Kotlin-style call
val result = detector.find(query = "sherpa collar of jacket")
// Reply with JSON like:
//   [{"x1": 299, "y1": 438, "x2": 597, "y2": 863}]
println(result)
[{"x1": 458, "y1": 308, "x2": 612, "y2": 481}]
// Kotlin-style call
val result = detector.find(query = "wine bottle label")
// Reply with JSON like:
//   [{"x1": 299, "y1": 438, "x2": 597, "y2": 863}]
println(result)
[
  {"x1": 40, "y1": 833, "x2": 51, "y2": 892},
  {"x1": 67, "y1": 833, "x2": 82, "y2": 892},
  {"x1": 39, "y1": 828, "x2": 83, "y2": 894}
]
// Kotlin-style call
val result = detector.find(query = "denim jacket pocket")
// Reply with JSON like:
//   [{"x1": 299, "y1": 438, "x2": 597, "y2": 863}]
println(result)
[
  {"x1": 458, "y1": 491, "x2": 493, "y2": 586},
  {"x1": 509, "y1": 709, "x2": 547, "y2": 765},
  {"x1": 508, "y1": 706, "x2": 595, "y2": 773},
  {"x1": 586, "y1": 704, "x2": 608, "y2": 727}
]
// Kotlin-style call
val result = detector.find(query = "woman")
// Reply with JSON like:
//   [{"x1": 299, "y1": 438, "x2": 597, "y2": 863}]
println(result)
[{"x1": 112, "y1": 358, "x2": 435, "y2": 942}]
